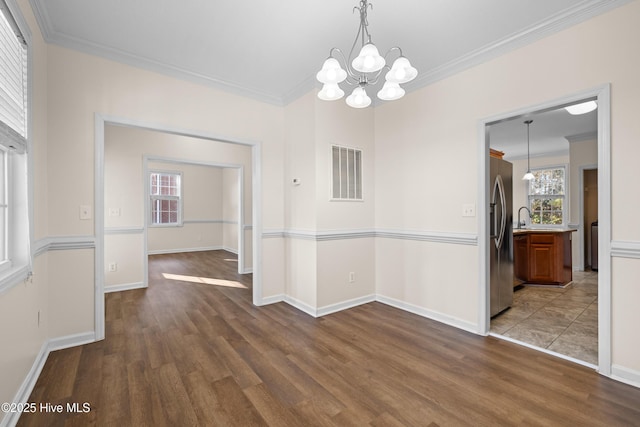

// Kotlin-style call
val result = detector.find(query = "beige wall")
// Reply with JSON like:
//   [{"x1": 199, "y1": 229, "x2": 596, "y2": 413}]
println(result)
[
  {"x1": 375, "y1": 1, "x2": 640, "y2": 371},
  {"x1": 4, "y1": 0, "x2": 640, "y2": 416}
]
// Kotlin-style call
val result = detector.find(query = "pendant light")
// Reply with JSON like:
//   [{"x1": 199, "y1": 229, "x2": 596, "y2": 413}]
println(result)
[
  {"x1": 522, "y1": 120, "x2": 534, "y2": 181},
  {"x1": 316, "y1": 0, "x2": 417, "y2": 108}
]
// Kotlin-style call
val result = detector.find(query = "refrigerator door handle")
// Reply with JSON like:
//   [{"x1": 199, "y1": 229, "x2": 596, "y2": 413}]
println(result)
[{"x1": 492, "y1": 175, "x2": 507, "y2": 250}]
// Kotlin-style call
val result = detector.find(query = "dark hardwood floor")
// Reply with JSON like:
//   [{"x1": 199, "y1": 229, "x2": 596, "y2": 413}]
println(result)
[{"x1": 17, "y1": 250, "x2": 640, "y2": 426}]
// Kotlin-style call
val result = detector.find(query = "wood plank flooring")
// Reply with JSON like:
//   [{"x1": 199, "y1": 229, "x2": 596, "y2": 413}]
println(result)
[{"x1": 17, "y1": 250, "x2": 640, "y2": 426}]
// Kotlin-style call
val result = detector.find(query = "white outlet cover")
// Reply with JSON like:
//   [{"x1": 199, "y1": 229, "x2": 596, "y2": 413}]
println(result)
[{"x1": 80, "y1": 205, "x2": 92, "y2": 220}]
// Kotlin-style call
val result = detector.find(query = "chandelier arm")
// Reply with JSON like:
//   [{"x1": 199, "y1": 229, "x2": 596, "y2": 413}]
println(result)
[
  {"x1": 328, "y1": 47, "x2": 359, "y2": 81},
  {"x1": 366, "y1": 65, "x2": 389, "y2": 85},
  {"x1": 384, "y1": 46, "x2": 404, "y2": 60}
]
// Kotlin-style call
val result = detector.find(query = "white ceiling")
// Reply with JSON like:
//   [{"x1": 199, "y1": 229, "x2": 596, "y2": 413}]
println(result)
[
  {"x1": 489, "y1": 102, "x2": 598, "y2": 159},
  {"x1": 29, "y1": 0, "x2": 629, "y2": 106}
]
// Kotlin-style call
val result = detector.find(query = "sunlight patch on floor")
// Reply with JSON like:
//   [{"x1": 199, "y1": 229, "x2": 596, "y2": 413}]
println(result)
[{"x1": 162, "y1": 273, "x2": 247, "y2": 289}]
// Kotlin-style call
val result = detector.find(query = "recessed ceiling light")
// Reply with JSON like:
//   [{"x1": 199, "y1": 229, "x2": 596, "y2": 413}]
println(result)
[{"x1": 565, "y1": 100, "x2": 597, "y2": 115}]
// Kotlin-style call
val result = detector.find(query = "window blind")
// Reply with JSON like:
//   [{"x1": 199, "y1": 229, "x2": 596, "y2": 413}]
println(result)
[{"x1": 0, "y1": 2, "x2": 27, "y2": 153}]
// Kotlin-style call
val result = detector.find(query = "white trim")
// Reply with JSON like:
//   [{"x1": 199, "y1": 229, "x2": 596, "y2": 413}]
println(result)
[
  {"x1": 260, "y1": 293, "x2": 285, "y2": 305},
  {"x1": 48, "y1": 331, "x2": 95, "y2": 352},
  {"x1": 182, "y1": 219, "x2": 231, "y2": 225},
  {"x1": 104, "y1": 281, "x2": 146, "y2": 293},
  {"x1": 104, "y1": 226, "x2": 144, "y2": 235},
  {"x1": 223, "y1": 246, "x2": 238, "y2": 255},
  {"x1": 28, "y1": 0, "x2": 631, "y2": 107},
  {"x1": 478, "y1": 84, "x2": 613, "y2": 377},
  {"x1": 33, "y1": 235, "x2": 96, "y2": 256},
  {"x1": 403, "y1": 1, "x2": 632, "y2": 97},
  {"x1": 283, "y1": 295, "x2": 318, "y2": 317},
  {"x1": 611, "y1": 240, "x2": 640, "y2": 259},
  {"x1": 264, "y1": 228, "x2": 477, "y2": 246},
  {"x1": 376, "y1": 294, "x2": 478, "y2": 334},
  {"x1": 147, "y1": 245, "x2": 224, "y2": 255},
  {"x1": 0, "y1": 341, "x2": 47, "y2": 427},
  {"x1": 1, "y1": 331, "x2": 95, "y2": 427},
  {"x1": 376, "y1": 229, "x2": 477, "y2": 246},
  {"x1": 316, "y1": 294, "x2": 376, "y2": 317},
  {"x1": 611, "y1": 365, "x2": 640, "y2": 389},
  {"x1": 489, "y1": 333, "x2": 597, "y2": 370}
]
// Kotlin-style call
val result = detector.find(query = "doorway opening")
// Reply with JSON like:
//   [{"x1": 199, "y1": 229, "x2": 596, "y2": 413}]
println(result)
[
  {"x1": 94, "y1": 115, "x2": 264, "y2": 341},
  {"x1": 478, "y1": 85, "x2": 611, "y2": 374}
]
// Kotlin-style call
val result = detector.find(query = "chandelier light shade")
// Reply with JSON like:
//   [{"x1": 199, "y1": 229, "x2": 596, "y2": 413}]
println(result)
[
  {"x1": 316, "y1": 0, "x2": 417, "y2": 108},
  {"x1": 346, "y1": 86, "x2": 372, "y2": 108},
  {"x1": 522, "y1": 120, "x2": 535, "y2": 181},
  {"x1": 318, "y1": 83, "x2": 345, "y2": 101}
]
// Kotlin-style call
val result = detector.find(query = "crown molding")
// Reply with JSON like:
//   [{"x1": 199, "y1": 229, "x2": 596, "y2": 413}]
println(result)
[
  {"x1": 28, "y1": 0, "x2": 632, "y2": 107},
  {"x1": 566, "y1": 131, "x2": 598, "y2": 143},
  {"x1": 404, "y1": 0, "x2": 633, "y2": 95}
]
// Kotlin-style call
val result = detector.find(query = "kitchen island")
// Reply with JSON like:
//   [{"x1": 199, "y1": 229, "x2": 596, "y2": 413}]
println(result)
[{"x1": 513, "y1": 229, "x2": 575, "y2": 286}]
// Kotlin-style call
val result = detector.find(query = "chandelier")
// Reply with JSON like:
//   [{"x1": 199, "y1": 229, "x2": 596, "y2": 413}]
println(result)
[{"x1": 316, "y1": 0, "x2": 417, "y2": 108}]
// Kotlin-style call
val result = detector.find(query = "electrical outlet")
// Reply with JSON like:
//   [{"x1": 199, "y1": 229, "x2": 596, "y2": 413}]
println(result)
[
  {"x1": 462, "y1": 204, "x2": 476, "y2": 217},
  {"x1": 80, "y1": 205, "x2": 92, "y2": 220},
  {"x1": 108, "y1": 263, "x2": 117, "y2": 272},
  {"x1": 349, "y1": 272, "x2": 356, "y2": 283},
  {"x1": 108, "y1": 208, "x2": 121, "y2": 217}
]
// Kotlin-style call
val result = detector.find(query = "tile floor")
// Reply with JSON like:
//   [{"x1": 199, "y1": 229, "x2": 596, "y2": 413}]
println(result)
[{"x1": 490, "y1": 270, "x2": 598, "y2": 365}]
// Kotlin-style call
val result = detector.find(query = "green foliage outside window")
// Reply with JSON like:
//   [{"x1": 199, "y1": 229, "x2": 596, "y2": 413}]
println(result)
[{"x1": 529, "y1": 168, "x2": 565, "y2": 226}]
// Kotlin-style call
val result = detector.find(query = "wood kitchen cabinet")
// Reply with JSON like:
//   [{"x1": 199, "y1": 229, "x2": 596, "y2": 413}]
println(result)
[{"x1": 513, "y1": 230, "x2": 573, "y2": 286}]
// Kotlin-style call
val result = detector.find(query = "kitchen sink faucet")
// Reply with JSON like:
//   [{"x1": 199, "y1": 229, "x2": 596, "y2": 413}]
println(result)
[{"x1": 517, "y1": 206, "x2": 532, "y2": 229}]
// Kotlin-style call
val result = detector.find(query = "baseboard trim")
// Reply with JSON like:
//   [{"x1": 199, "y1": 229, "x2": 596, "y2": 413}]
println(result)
[
  {"x1": 611, "y1": 364, "x2": 640, "y2": 389},
  {"x1": 147, "y1": 246, "x2": 223, "y2": 255},
  {"x1": 48, "y1": 331, "x2": 96, "y2": 352},
  {"x1": 104, "y1": 282, "x2": 146, "y2": 293},
  {"x1": 258, "y1": 293, "x2": 285, "y2": 305},
  {"x1": 283, "y1": 295, "x2": 318, "y2": 317},
  {"x1": 1, "y1": 331, "x2": 96, "y2": 427},
  {"x1": 1, "y1": 341, "x2": 48, "y2": 427},
  {"x1": 376, "y1": 295, "x2": 478, "y2": 334},
  {"x1": 316, "y1": 294, "x2": 376, "y2": 317}
]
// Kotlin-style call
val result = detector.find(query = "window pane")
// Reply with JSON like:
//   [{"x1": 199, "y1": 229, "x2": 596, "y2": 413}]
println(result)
[{"x1": 0, "y1": 207, "x2": 5, "y2": 261}]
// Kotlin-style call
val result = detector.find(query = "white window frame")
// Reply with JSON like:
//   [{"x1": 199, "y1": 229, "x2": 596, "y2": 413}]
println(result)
[
  {"x1": 148, "y1": 170, "x2": 183, "y2": 227},
  {"x1": 330, "y1": 144, "x2": 363, "y2": 201},
  {"x1": 0, "y1": 147, "x2": 9, "y2": 273},
  {"x1": 0, "y1": 0, "x2": 31, "y2": 292},
  {"x1": 527, "y1": 165, "x2": 567, "y2": 228}
]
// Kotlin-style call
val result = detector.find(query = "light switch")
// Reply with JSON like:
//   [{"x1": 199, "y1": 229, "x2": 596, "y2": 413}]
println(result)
[{"x1": 80, "y1": 205, "x2": 92, "y2": 220}]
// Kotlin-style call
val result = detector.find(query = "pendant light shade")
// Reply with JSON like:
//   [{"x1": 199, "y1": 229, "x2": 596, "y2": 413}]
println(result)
[
  {"x1": 352, "y1": 43, "x2": 385, "y2": 73},
  {"x1": 385, "y1": 57, "x2": 418, "y2": 84},
  {"x1": 522, "y1": 120, "x2": 534, "y2": 181},
  {"x1": 318, "y1": 83, "x2": 345, "y2": 101},
  {"x1": 316, "y1": 58, "x2": 347, "y2": 84},
  {"x1": 346, "y1": 86, "x2": 372, "y2": 108},
  {"x1": 377, "y1": 81, "x2": 405, "y2": 101}
]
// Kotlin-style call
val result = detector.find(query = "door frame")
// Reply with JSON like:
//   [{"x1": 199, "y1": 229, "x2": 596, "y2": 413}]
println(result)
[
  {"x1": 94, "y1": 114, "x2": 264, "y2": 341},
  {"x1": 477, "y1": 84, "x2": 611, "y2": 375}
]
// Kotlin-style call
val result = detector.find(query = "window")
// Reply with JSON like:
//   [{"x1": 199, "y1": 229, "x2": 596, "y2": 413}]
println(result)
[
  {"x1": 528, "y1": 166, "x2": 566, "y2": 226},
  {"x1": 0, "y1": 148, "x2": 6, "y2": 268},
  {"x1": 331, "y1": 145, "x2": 362, "y2": 200},
  {"x1": 149, "y1": 171, "x2": 182, "y2": 226},
  {"x1": 0, "y1": 0, "x2": 29, "y2": 284}
]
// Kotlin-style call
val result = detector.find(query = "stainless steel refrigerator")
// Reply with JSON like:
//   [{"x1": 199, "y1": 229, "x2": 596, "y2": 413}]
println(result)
[{"x1": 490, "y1": 157, "x2": 514, "y2": 317}]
